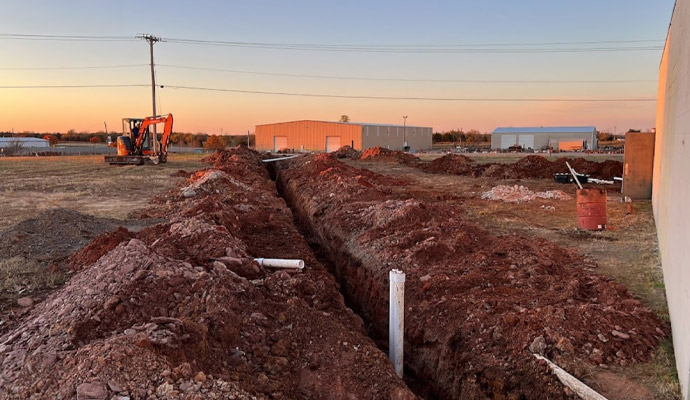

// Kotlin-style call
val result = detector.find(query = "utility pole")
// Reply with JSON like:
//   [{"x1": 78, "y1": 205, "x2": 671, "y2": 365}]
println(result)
[
  {"x1": 402, "y1": 115, "x2": 408, "y2": 151},
  {"x1": 137, "y1": 34, "x2": 162, "y2": 155}
]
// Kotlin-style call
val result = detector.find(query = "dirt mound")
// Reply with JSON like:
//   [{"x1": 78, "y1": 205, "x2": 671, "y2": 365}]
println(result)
[
  {"x1": 66, "y1": 227, "x2": 135, "y2": 271},
  {"x1": 420, "y1": 154, "x2": 475, "y2": 175},
  {"x1": 332, "y1": 145, "x2": 361, "y2": 159},
  {"x1": 420, "y1": 154, "x2": 623, "y2": 180},
  {"x1": 0, "y1": 209, "x2": 124, "y2": 266},
  {"x1": 360, "y1": 146, "x2": 419, "y2": 164},
  {"x1": 201, "y1": 146, "x2": 266, "y2": 168},
  {"x1": 2, "y1": 147, "x2": 413, "y2": 399},
  {"x1": 279, "y1": 154, "x2": 665, "y2": 399}
]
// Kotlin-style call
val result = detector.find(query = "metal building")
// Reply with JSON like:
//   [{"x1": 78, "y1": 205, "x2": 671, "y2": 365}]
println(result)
[
  {"x1": 0, "y1": 137, "x2": 49, "y2": 148},
  {"x1": 491, "y1": 126, "x2": 598, "y2": 151},
  {"x1": 255, "y1": 120, "x2": 433, "y2": 153}
]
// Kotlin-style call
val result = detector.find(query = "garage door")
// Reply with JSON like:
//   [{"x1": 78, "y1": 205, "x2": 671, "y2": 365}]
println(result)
[
  {"x1": 558, "y1": 140, "x2": 583, "y2": 151},
  {"x1": 518, "y1": 134, "x2": 534, "y2": 149},
  {"x1": 325, "y1": 136, "x2": 341, "y2": 152},
  {"x1": 500, "y1": 135, "x2": 517, "y2": 149},
  {"x1": 273, "y1": 136, "x2": 288, "y2": 152}
]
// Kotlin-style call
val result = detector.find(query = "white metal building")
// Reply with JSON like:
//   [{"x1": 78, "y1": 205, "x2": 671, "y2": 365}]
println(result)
[
  {"x1": 491, "y1": 126, "x2": 598, "y2": 151},
  {"x1": 0, "y1": 137, "x2": 49, "y2": 148}
]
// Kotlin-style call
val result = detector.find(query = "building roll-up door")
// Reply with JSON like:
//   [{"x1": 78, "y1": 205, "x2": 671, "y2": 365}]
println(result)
[
  {"x1": 325, "y1": 136, "x2": 341, "y2": 152},
  {"x1": 500, "y1": 134, "x2": 517, "y2": 149},
  {"x1": 274, "y1": 136, "x2": 288, "y2": 152},
  {"x1": 518, "y1": 134, "x2": 534, "y2": 149}
]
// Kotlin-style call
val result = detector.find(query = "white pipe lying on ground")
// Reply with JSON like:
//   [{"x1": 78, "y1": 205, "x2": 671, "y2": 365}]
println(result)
[
  {"x1": 533, "y1": 354, "x2": 609, "y2": 400},
  {"x1": 253, "y1": 258, "x2": 305, "y2": 269},
  {"x1": 389, "y1": 269, "x2": 406, "y2": 378},
  {"x1": 261, "y1": 155, "x2": 301, "y2": 163}
]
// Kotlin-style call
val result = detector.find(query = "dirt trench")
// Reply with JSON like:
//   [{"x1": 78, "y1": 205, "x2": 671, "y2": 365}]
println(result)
[
  {"x1": 274, "y1": 153, "x2": 666, "y2": 400},
  {"x1": 0, "y1": 148, "x2": 414, "y2": 400}
]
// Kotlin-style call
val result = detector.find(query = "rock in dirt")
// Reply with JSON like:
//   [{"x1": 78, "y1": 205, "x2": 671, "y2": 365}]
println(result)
[{"x1": 76, "y1": 382, "x2": 107, "y2": 400}]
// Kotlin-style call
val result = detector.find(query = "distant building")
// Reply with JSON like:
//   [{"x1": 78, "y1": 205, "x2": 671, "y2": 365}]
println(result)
[
  {"x1": 255, "y1": 120, "x2": 433, "y2": 152},
  {"x1": 0, "y1": 137, "x2": 49, "y2": 148},
  {"x1": 491, "y1": 126, "x2": 598, "y2": 151}
]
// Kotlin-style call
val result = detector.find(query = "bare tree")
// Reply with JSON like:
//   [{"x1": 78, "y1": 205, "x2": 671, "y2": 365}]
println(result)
[
  {"x1": 2, "y1": 140, "x2": 24, "y2": 156},
  {"x1": 339, "y1": 115, "x2": 350, "y2": 123}
]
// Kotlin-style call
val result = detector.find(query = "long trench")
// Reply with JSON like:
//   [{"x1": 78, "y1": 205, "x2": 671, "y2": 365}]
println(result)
[{"x1": 266, "y1": 163, "x2": 434, "y2": 398}]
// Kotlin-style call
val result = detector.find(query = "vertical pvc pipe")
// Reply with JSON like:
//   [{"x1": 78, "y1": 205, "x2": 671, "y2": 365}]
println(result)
[{"x1": 389, "y1": 269, "x2": 405, "y2": 378}]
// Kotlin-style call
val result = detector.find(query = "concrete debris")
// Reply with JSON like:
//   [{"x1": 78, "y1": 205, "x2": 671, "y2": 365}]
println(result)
[{"x1": 481, "y1": 185, "x2": 572, "y2": 203}]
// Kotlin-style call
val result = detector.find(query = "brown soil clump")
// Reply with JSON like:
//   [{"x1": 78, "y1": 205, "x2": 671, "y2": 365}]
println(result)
[
  {"x1": 360, "y1": 146, "x2": 419, "y2": 164},
  {"x1": 66, "y1": 227, "x2": 135, "y2": 271},
  {"x1": 332, "y1": 145, "x2": 361, "y2": 159},
  {"x1": 278, "y1": 154, "x2": 665, "y2": 400}
]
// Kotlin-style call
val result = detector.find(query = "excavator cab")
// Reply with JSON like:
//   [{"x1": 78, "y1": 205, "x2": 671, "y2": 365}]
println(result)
[{"x1": 105, "y1": 114, "x2": 174, "y2": 165}]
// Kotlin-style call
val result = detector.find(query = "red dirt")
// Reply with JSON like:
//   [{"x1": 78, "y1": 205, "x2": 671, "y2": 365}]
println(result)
[
  {"x1": 0, "y1": 147, "x2": 414, "y2": 399},
  {"x1": 66, "y1": 227, "x2": 135, "y2": 271},
  {"x1": 278, "y1": 154, "x2": 665, "y2": 400},
  {"x1": 360, "y1": 146, "x2": 420, "y2": 164},
  {"x1": 332, "y1": 145, "x2": 361, "y2": 159},
  {"x1": 421, "y1": 154, "x2": 623, "y2": 180}
]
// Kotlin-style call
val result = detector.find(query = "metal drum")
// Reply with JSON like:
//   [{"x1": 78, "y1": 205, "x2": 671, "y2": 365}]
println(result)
[{"x1": 576, "y1": 188, "x2": 607, "y2": 230}]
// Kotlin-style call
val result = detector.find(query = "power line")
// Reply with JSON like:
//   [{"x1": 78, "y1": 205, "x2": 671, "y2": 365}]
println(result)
[
  {"x1": 157, "y1": 64, "x2": 656, "y2": 84},
  {"x1": 163, "y1": 38, "x2": 661, "y2": 53},
  {"x1": 0, "y1": 33, "x2": 135, "y2": 42},
  {"x1": 0, "y1": 83, "x2": 655, "y2": 102},
  {"x1": 0, "y1": 64, "x2": 148, "y2": 70},
  {"x1": 0, "y1": 84, "x2": 148, "y2": 89},
  {"x1": 164, "y1": 84, "x2": 656, "y2": 102}
]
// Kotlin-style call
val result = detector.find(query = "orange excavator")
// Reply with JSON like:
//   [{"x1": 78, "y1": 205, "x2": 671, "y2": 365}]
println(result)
[{"x1": 104, "y1": 113, "x2": 173, "y2": 165}]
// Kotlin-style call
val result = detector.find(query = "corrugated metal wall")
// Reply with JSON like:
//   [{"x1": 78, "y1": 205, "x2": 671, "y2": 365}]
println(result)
[
  {"x1": 491, "y1": 132, "x2": 597, "y2": 150},
  {"x1": 361, "y1": 125, "x2": 432, "y2": 151},
  {"x1": 255, "y1": 121, "x2": 362, "y2": 152}
]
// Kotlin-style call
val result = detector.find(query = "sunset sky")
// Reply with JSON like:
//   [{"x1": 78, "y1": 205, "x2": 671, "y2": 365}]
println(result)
[{"x1": 0, "y1": 1, "x2": 676, "y2": 134}]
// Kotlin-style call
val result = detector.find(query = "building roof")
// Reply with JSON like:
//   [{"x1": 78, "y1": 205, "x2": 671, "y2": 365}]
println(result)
[
  {"x1": 255, "y1": 119, "x2": 431, "y2": 129},
  {"x1": 492, "y1": 126, "x2": 596, "y2": 134},
  {"x1": 0, "y1": 137, "x2": 49, "y2": 143}
]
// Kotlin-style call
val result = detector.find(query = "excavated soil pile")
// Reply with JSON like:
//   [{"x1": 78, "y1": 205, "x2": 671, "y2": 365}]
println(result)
[
  {"x1": 360, "y1": 146, "x2": 420, "y2": 164},
  {"x1": 332, "y1": 145, "x2": 361, "y2": 159},
  {"x1": 421, "y1": 154, "x2": 623, "y2": 180},
  {"x1": 0, "y1": 209, "x2": 124, "y2": 267},
  {"x1": 277, "y1": 154, "x2": 665, "y2": 400},
  {"x1": 1, "y1": 147, "x2": 414, "y2": 400}
]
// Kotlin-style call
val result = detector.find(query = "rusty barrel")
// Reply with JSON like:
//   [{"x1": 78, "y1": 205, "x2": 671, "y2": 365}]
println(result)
[{"x1": 576, "y1": 188, "x2": 607, "y2": 230}]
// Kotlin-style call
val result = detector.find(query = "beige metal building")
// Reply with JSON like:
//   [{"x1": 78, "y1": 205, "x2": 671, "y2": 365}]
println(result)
[
  {"x1": 255, "y1": 120, "x2": 433, "y2": 152},
  {"x1": 491, "y1": 126, "x2": 598, "y2": 151}
]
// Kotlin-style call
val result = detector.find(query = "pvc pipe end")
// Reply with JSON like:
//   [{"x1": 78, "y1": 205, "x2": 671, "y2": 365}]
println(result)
[{"x1": 389, "y1": 269, "x2": 406, "y2": 282}]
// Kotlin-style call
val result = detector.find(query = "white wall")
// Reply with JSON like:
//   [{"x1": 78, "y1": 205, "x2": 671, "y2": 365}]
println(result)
[{"x1": 654, "y1": 2, "x2": 690, "y2": 398}]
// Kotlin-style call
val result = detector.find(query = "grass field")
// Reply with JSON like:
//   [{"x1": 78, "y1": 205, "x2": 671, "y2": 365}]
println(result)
[{"x1": 0, "y1": 154, "x2": 207, "y2": 231}]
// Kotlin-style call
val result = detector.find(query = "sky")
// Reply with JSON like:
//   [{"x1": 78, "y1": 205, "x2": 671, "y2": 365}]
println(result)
[{"x1": 0, "y1": 0, "x2": 677, "y2": 134}]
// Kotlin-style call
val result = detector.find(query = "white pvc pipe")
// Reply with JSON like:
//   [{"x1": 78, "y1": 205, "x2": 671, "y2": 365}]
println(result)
[
  {"x1": 254, "y1": 258, "x2": 304, "y2": 269},
  {"x1": 261, "y1": 155, "x2": 300, "y2": 163},
  {"x1": 389, "y1": 269, "x2": 405, "y2": 378},
  {"x1": 533, "y1": 354, "x2": 608, "y2": 400}
]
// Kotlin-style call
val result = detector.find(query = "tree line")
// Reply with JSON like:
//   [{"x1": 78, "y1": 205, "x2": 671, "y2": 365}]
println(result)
[
  {"x1": 432, "y1": 130, "x2": 490, "y2": 144},
  {"x1": 0, "y1": 130, "x2": 253, "y2": 150}
]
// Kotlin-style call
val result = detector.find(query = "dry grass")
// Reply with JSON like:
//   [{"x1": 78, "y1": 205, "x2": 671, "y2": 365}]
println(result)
[{"x1": 0, "y1": 154, "x2": 207, "y2": 231}]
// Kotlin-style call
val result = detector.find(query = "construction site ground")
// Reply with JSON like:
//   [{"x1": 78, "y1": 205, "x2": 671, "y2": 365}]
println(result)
[
  {"x1": 349, "y1": 154, "x2": 678, "y2": 399},
  {"x1": 0, "y1": 150, "x2": 680, "y2": 399}
]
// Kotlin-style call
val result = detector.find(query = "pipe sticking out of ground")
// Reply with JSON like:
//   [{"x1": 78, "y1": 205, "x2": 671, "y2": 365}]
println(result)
[
  {"x1": 254, "y1": 258, "x2": 305, "y2": 269},
  {"x1": 389, "y1": 269, "x2": 405, "y2": 378},
  {"x1": 533, "y1": 354, "x2": 609, "y2": 400}
]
